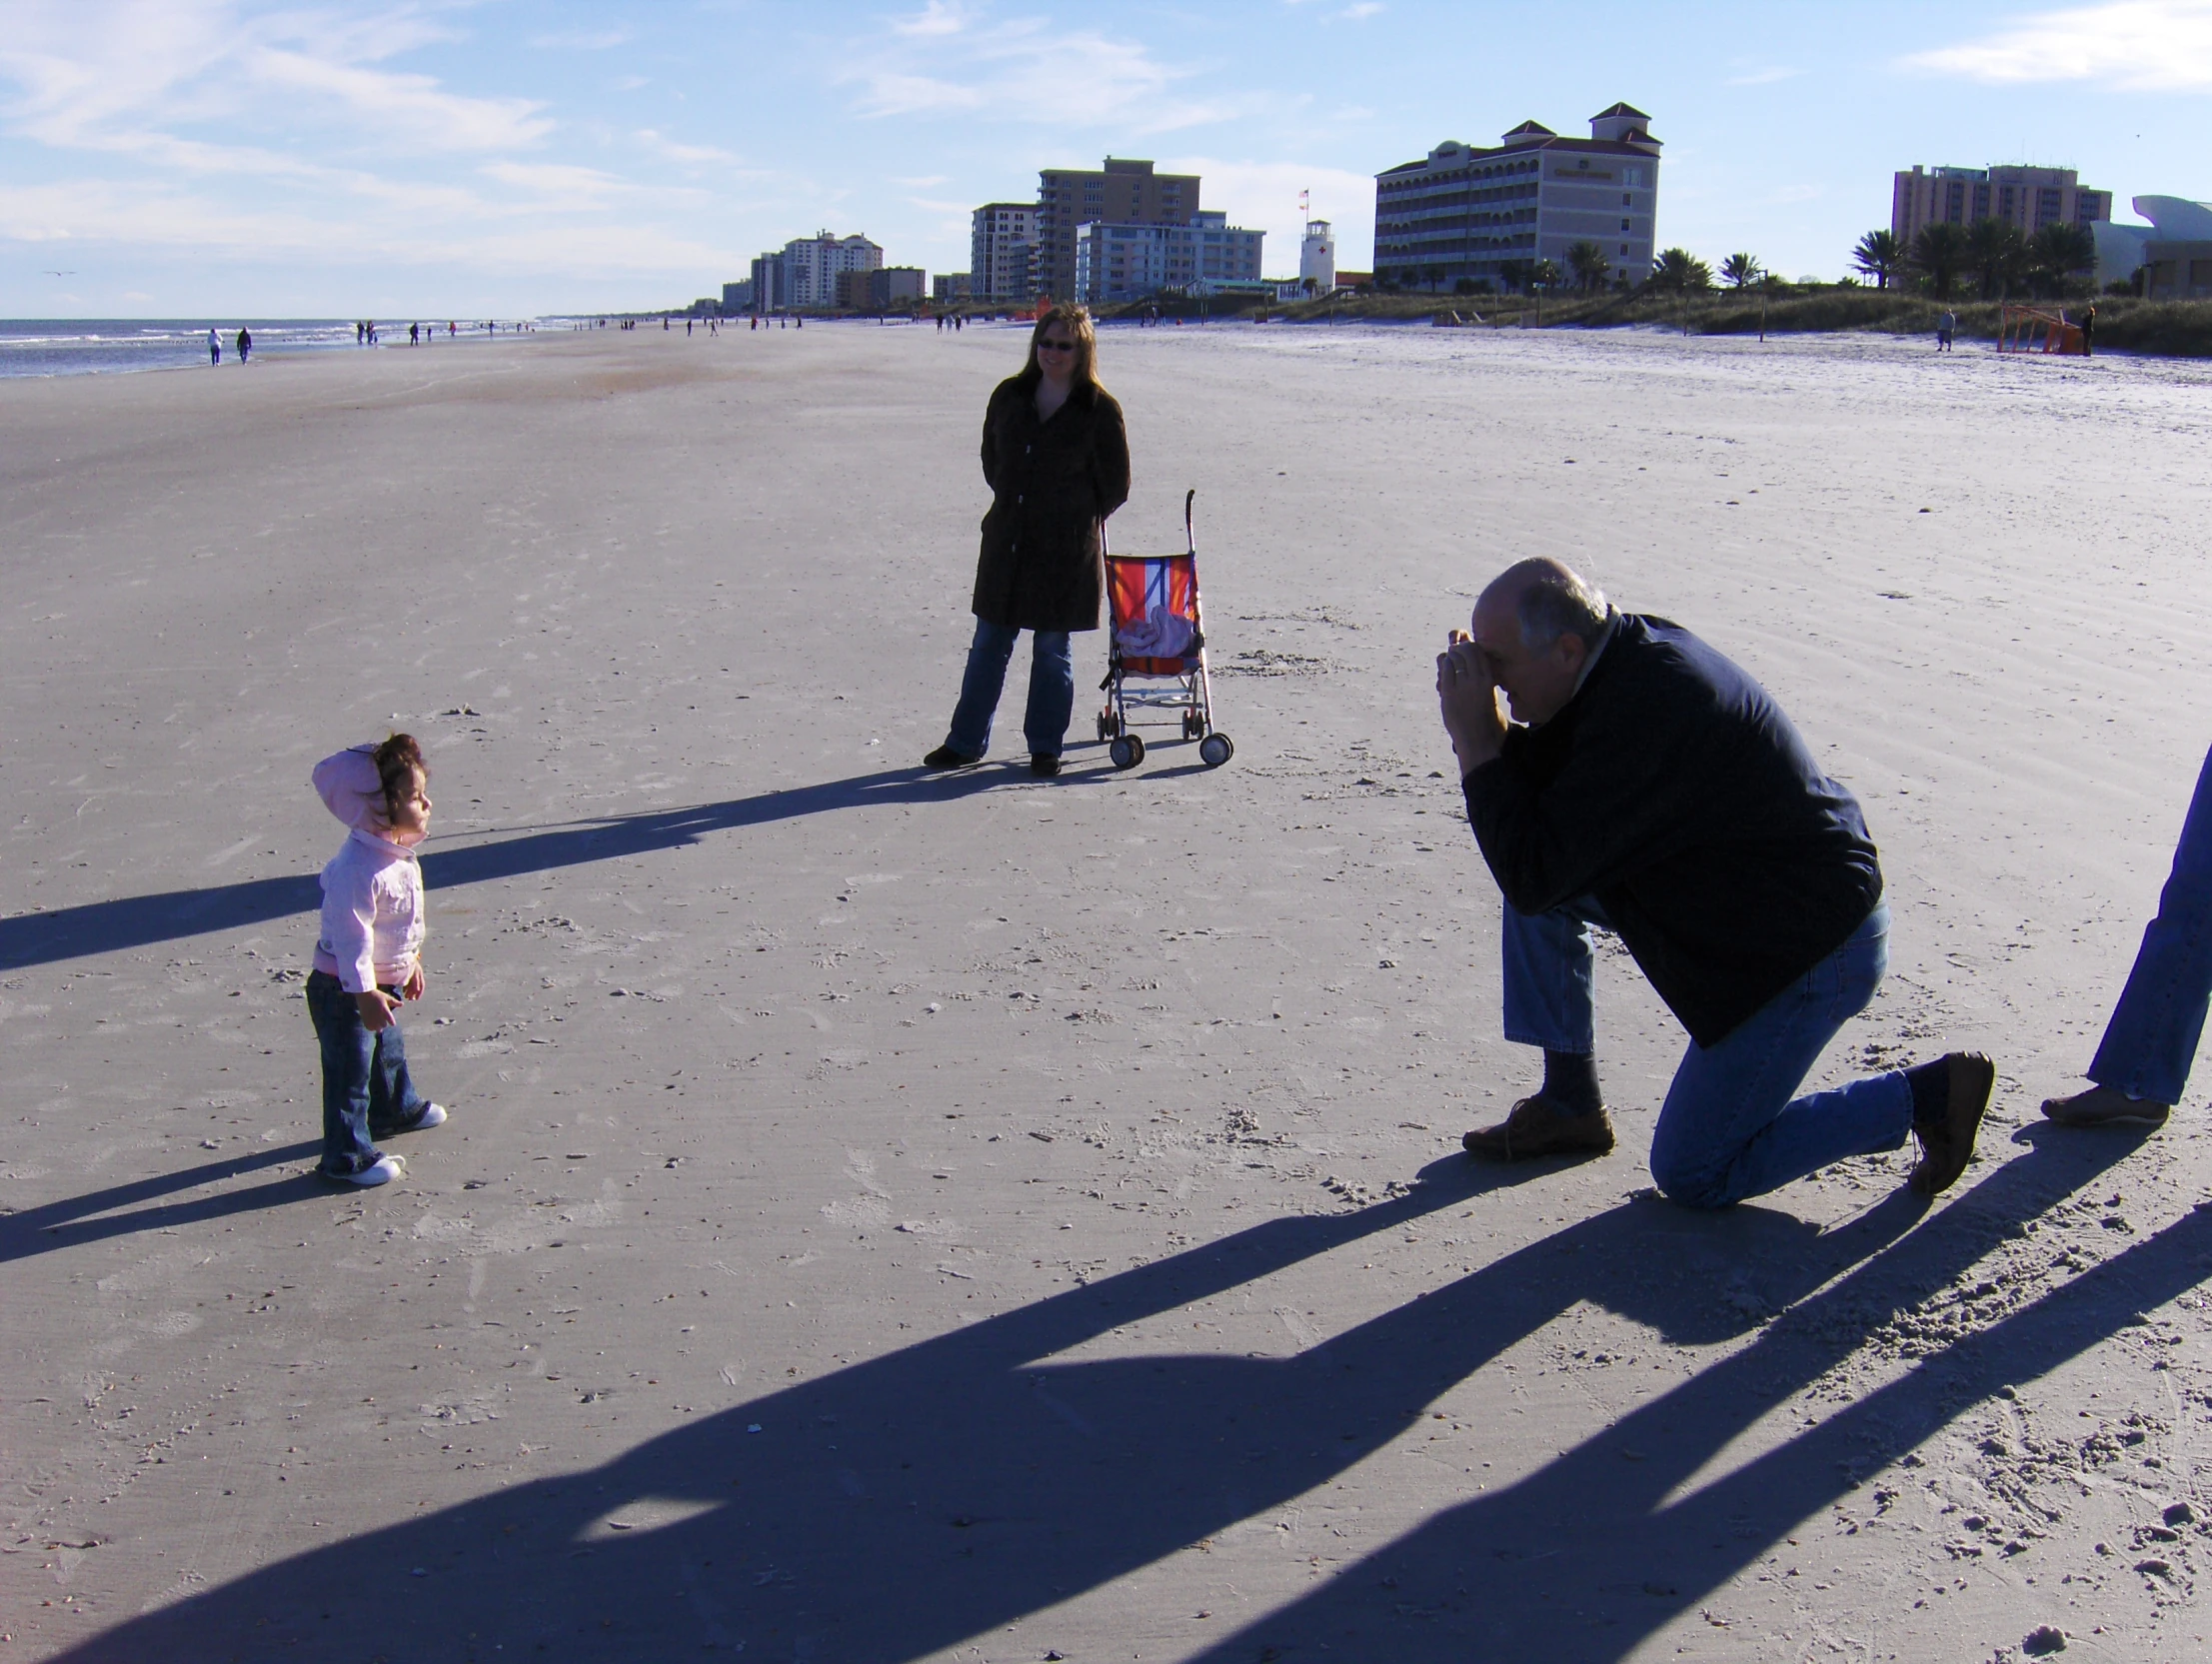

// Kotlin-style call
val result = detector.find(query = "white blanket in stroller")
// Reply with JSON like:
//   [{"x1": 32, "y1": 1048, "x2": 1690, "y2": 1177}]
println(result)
[{"x1": 1116, "y1": 605, "x2": 1194, "y2": 660}]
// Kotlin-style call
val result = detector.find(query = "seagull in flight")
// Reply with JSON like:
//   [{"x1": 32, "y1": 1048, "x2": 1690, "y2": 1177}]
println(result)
[{"x1": 43, "y1": 270, "x2": 75, "y2": 276}]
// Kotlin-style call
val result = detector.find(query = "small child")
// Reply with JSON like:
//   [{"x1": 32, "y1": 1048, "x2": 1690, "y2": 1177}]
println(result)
[{"x1": 307, "y1": 735, "x2": 447, "y2": 1186}]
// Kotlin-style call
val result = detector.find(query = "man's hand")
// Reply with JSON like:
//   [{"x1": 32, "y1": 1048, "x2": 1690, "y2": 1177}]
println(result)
[
  {"x1": 401, "y1": 963, "x2": 425, "y2": 1002},
  {"x1": 355, "y1": 988, "x2": 401, "y2": 1032},
  {"x1": 1437, "y1": 630, "x2": 1508, "y2": 775}
]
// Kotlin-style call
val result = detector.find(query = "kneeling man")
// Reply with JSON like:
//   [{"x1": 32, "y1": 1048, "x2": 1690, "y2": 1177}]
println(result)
[{"x1": 1437, "y1": 558, "x2": 1992, "y2": 1207}]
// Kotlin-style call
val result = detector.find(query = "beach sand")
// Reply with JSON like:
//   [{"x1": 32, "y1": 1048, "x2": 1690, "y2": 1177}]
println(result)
[{"x1": 3, "y1": 320, "x2": 2210, "y2": 1661}]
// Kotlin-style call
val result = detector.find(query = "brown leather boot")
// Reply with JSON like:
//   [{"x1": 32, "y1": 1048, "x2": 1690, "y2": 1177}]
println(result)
[
  {"x1": 1908, "y1": 1052, "x2": 1996, "y2": 1195},
  {"x1": 1462, "y1": 1095, "x2": 1615, "y2": 1161}
]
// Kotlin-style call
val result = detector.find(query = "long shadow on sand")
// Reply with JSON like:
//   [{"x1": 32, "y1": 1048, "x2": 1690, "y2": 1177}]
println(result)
[
  {"x1": 0, "y1": 765, "x2": 1033, "y2": 972},
  {"x1": 50, "y1": 1129, "x2": 2167, "y2": 1664},
  {"x1": 0, "y1": 1141, "x2": 325, "y2": 1265}
]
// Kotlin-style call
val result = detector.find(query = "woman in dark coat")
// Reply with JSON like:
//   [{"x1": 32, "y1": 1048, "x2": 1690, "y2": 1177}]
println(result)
[{"x1": 924, "y1": 303, "x2": 1129, "y2": 777}]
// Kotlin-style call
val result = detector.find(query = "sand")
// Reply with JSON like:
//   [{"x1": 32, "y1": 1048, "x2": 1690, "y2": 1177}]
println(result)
[{"x1": 3, "y1": 319, "x2": 2210, "y2": 1662}]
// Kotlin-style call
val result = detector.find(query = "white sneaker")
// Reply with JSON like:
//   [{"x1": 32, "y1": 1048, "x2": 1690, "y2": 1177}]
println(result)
[
  {"x1": 325, "y1": 1153, "x2": 406, "y2": 1187},
  {"x1": 394, "y1": 1103, "x2": 448, "y2": 1132}
]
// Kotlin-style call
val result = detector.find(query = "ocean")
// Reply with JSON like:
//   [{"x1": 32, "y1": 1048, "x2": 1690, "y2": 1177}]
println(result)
[{"x1": 0, "y1": 319, "x2": 513, "y2": 378}]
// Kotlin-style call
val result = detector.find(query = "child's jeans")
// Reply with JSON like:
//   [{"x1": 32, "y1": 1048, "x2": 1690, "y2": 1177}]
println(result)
[{"x1": 306, "y1": 969, "x2": 430, "y2": 1175}]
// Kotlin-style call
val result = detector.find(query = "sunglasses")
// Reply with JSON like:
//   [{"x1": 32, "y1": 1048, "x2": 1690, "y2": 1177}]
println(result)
[{"x1": 1037, "y1": 338, "x2": 1077, "y2": 352}]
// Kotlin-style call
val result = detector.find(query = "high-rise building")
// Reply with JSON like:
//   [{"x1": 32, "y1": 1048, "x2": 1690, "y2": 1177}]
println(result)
[
  {"x1": 722, "y1": 278, "x2": 754, "y2": 312},
  {"x1": 1076, "y1": 211, "x2": 1263, "y2": 302},
  {"x1": 1373, "y1": 103, "x2": 1661, "y2": 291},
  {"x1": 781, "y1": 232, "x2": 883, "y2": 309},
  {"x1": 748, "y1": 251, "x2": 788, "y2": 313},
  {"x1": 1037, "y1": 159, "x2": 1200, "y2": 302},
  {"x1": 1299, "y1": 220, "x2": 1336, "y2": 293},
  {"x1": 1892, "y1": 164, "x2": 2112, "y2": 245},
  {"x1": 933, "y1": 273, "x2": 974, "y2": 303},
  {"x1": 970, "y1": 204, "x2": 1039, "y2": 303}
]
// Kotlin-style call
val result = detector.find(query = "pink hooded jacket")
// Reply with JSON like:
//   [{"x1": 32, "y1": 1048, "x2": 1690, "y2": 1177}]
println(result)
[{"x1": 311, "y1": 745, "x2": 426, "y2": 993}]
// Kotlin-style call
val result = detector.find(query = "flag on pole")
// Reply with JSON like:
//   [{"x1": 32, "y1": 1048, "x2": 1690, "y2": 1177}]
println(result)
[{"x1": 1299, "y1": 190, "x2": 1310, "y2": 219}]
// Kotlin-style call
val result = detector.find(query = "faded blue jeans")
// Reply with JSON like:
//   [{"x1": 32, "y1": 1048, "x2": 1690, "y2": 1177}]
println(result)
[
  {"x1": 945, "y1": 617, "x2": 1075, "y2": 759},
  {"x1": 1501, "y1": 896, "x2": 1911, "y2": 1208},
  {"x1": 307, "y1": 969, "x2": 431, "y2": 1176},
  {"x1": 2089, "y1": 743, "x2": 2212, "y2": 1105}
]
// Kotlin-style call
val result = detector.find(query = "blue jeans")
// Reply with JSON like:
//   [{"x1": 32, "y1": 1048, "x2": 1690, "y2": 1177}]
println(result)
[
  {"x1": 2090, "y1": 743, "x2": 2212, "y2": 1104},
  {"x1": 1501, "y1": 897, "x2": 1910, "y2": 1208},
  {"x1": 945, "y1": 617, "x2": 1074, "y2": 758},
  {"x1": 306, "y1": 969, "x2": 430, "y2": 1175}
]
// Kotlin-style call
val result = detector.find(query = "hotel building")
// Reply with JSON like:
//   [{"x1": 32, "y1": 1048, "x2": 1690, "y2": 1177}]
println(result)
[
  {"x1": 1075, "y1": 211, "x2": 1264, "y2": 303},
  {"x1": 1373, "y1": 103, "x2": 1661, "y2": 290},
  {"x1": 970, "y1": 203, "x2": 1040, "y2": 304},
  {"x1": 1037, "y1": 159, "x2": 1200, "y2": 302},
  {"x1": 1892, "y1": 165, "x2": 2112, "y2": 245}
]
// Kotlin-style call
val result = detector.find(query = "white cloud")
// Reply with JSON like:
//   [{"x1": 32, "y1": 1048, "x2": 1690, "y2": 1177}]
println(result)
[
  {"x1": 530, "y1": 29, "x2": 631, "y2": 50},
  {"x1": 635, "y1": 128, "x2": 741, "y2": 165},
  {"x1": 1335, "y1": 3, "x2": 1385, "y2": 19},
  {"x1": 1903, "y1": 0, "x2": 2212, "y2": 89},
  {"x1": 843, "y1": 5, "x2": 1261, "y2": 133}
]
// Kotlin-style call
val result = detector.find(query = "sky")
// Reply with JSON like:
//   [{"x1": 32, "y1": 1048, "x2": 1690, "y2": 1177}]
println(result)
[{"x1": 5, "y1": 0, "x2": 2212, "y2": 318}]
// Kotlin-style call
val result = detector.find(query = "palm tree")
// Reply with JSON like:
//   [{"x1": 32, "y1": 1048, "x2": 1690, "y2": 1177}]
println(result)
[
  {"x1": 1909, "y1": 222, "x2": 1965, "y2": 300},
  {"x1": 2026, "y1": 222, "x2": 2098, "y2": 297},
  {"x1": 1962, "y1": 217, "x2": 2027, "y2": 300},
  {"x1": 1719, "y1": 252, "x2": 1764, "y2": 290},
  {"x1": 1527, "y1": 258, "x2": 1563, "y2": 293},
  {"x1": 1648, "y1": 247, "x2": 1713, "y2": 293},
  {"x1": 1565, "y1": 240, "x2": 1611, "y2": 293},
  {"x1": 1850, "y1": 229, "x2": 1903, "y2": 290}
]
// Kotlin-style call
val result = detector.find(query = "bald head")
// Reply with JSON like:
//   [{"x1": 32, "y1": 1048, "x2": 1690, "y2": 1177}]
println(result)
[{"x1": 1470, "y1": 559, "x2": 1610, "y2": 727}]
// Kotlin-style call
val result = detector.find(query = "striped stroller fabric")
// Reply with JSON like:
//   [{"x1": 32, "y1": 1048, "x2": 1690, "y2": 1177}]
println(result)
[{"x1": 1108, "y1": 553, "x2": 1202, "y2": 677}]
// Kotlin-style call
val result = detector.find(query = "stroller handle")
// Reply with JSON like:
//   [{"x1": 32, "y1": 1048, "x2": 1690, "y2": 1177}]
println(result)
[{"x1": 1184, "y1": 488, "x2": 1195, "y2": 554}]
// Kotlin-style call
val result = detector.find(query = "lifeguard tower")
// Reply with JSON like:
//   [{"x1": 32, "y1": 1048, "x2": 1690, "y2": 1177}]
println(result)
[{"x1": 1997, "y1": 304, "x2": 2089, "y2": 355}]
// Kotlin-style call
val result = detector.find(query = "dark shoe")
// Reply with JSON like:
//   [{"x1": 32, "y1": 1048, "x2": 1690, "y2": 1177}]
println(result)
[
  {"x1": 1909, "y1": 1051, "x2": 1996, "y2": 1194},
  {"x1": 1030, "y1": 753, "x2": 1061, "y2": 778},
  {"x1": 923, "y1": 746, "x2": 983, "y2": 770},
  {"x1": 1462, "y1": 1095, "x2": 1615, "y2": 1161},
  {"x1": 2041, "y1": 1084, "x2": 2170, "y2": 1128}
]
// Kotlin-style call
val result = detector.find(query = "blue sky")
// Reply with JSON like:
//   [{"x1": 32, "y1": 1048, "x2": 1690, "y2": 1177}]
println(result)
[{"x1": 5, "y1": 0, "x2": 2212, "y2": 317}]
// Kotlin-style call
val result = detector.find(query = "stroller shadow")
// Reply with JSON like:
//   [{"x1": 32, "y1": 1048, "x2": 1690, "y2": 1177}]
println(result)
[
  {"x1": 49, "y1": 1132, "x2": 2155, "y2": 1663},
  {"x1": 0, "y1": 767, "x2": 1021, "y2": 972}
]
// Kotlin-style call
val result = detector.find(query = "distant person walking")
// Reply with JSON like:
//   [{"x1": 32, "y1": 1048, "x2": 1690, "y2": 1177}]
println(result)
[
  {"x1": 208, "y1": 327, "x2": 221, "y2": 366},
  {"x1": 236, "y1": 327, "x2": 251, "y2": 363},
  {"x1": 1937, "y1": 310, "x2": 1956, "y2": 353},
  {"x1": 2043, "y1": 742, "x2": 2212, "y2": 1129},
  {"x1": 2082, "y1": 305, "x2": 2097, "y2": 357},
  {"x1": 923, "y1": 302, "x2": 1129, "y2": 779}
]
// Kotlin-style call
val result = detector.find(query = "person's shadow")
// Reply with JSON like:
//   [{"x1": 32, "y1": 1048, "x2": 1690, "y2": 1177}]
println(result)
[
  {"x1": 0, "y1": 765, "x2": 1060, "y2": 972},
  {"x1": 48, "y1": 1127, "x2": 2164, "y2": 1663}
]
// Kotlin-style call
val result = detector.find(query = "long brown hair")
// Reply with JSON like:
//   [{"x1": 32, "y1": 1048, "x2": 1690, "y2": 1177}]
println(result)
[
  {"x1": 374, "y1": 733, "x2": 427, "y2": 828},
  {"x1": 1018, "y1": 302, "x2": 1103, "y2": 395}
]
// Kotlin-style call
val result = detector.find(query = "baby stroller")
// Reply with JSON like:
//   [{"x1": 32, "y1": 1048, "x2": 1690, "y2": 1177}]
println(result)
[{"x1": 1096, "y1": 489, "x2": 1232, "y2": 771}]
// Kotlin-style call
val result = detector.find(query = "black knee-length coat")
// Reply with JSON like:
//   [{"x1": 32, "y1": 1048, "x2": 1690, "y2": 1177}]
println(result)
[{"x1": 972, "y1": 375, "x2": 1129, "y2": 632}]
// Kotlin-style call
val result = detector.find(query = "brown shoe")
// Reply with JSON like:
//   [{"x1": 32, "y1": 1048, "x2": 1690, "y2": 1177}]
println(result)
[
  {"x1": 1462, "y1": 1095, "x2": 1615, "y2": 1161},
  {"x1": 1908, "y1": 1051, "x2": 1996, "y2": 1195},
  {"x1": 2041, "y1": 1084, "x2": 2171, "y2": 1128}
]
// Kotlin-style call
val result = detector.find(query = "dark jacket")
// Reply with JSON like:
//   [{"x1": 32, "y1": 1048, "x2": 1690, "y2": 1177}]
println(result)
[
  {"x1": 973, "y1": 375, "x2": 1129, "y2": 632},
  {"x1": 1462, "y1": 613, "x2": 1882, "y2": 1048}
]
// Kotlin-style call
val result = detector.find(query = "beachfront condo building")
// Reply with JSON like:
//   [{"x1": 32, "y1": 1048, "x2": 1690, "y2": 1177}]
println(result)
[
  {"x1": 1075, "y1": 211, "x2": 1264, "y2": 303},
  {"x1": 749, "y1": 232, "x2": 884, "y2": 312},
  {"x1": 1891, "y1": 165, "x2": 2112, "y2": 244},
  {"x1": 971, "y1": 204, "x2": 1040, "y2": 303},
  {"x1": 933, "y1": 273, "x2": 974, "y2": 303},
  {"x1": 1037, "y1": 159, "x2": 1201, "y2": 303},
  {"x1": 837, "y1": 267, "x2": 927, "y2": 309},
  {"x1": 1373, "y1": 104, "x2": 1661, "y2": 291}
]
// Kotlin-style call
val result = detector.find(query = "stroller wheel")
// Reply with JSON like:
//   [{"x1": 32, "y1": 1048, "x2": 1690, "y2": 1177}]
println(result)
[
  {"x1": 1109, "y1": 734, "x2": 1145, "y2": 771},
  {"x1": 1182, "y1": 711, "x2": 1201, "y2": 740},
  {"x1": 1097, "y1": 713, "x2": 1113, "y2": 742},
  {"x1": 1198, "y1": 733, "x2": 1233, "y2": 769}
]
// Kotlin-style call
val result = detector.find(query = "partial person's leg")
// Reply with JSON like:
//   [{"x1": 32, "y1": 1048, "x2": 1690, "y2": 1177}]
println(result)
[
  {"x1": 2082, "y1": 743, "x2": 2212, "y2": 1108},
  {"x1": 1648, "y1": 905, "x2": 1910, "y2": 1208},
  {"x1": 366, "y1": 997, "x2": 433, "y2": 1136},
  {"x1": 1465, "y1": 897, "x2": 1613, "y2": 1158},
  {"x1": 1022, "y1": 631, "x2": 1075, "y2": 759},
  {"x1": 307, "y1": 972, "x2": 380, "y2": 1176},
  {"x1": 940, "y1": 618, "x2": 1021, "y2": 761}
]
